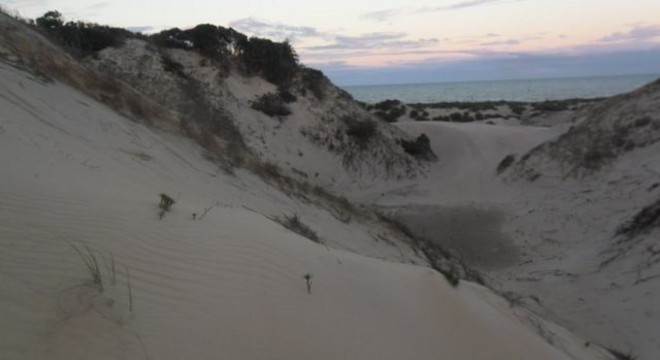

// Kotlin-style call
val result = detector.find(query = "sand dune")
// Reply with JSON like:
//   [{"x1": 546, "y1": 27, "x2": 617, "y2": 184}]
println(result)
[{"x1": 0, "y1": 35, "x2": 609, "y2": 360}]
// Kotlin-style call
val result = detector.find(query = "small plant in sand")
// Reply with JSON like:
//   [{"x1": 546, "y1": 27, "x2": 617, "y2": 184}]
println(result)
[
  {"x1": 439, "y1": 266, "x2": 460, "y2": 288},
  {"x1": 71, "y1": 243, "x2": 104, "y2": 291},
  {"x1": 71, "y1": 243, "x2": 134, "y2": 312},
  {"x1": 303, "y1": 273, "x2": 313, "y2": 294},
  {"x1": 158, "y1": 193, "x2": 176, "y2": 220}
]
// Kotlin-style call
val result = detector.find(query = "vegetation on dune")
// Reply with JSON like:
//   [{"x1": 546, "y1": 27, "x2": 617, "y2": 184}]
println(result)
[
  {"x1": 32, "y1": 10, "x2": 325, "y2": 95},
  {"x1": 150, "y1": 23, "x2": 299, "y2": 87},
  {"x1": 496, "y1": 154, "x2": 516, "y2": 175},
  {"x1": 616, "y1": 197, "x2": 660, "y2": 238},
  {"x1": 361, "y1": 98, "x2": 605, "y2": 124},
  {"x1": 276, "y1": 213, "x2": 320, "y2": 243},
  {"x1": 399, "y1": 134, "x2": 437, "y2": 161},
  {"x1": 608, "y1": 348, "x2": 638, "y2": 360},
  {"x1": 251, "y1": 92, "x2": 292, "y2": 118},
  {"x1": 344, "y1": 117, "x2": 377, "y2": 148},
  {"x1": 35, "y1": 11, "x2": 136, "y2": 56},
  {"x1": 367, "y1": 99, "x2": 407, "y2": 123}
]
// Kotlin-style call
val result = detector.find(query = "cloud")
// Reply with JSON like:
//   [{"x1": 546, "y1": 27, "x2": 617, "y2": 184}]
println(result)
[
  {"x1": 442, "y1": 0, "x2": 510, "y2": 10},
  {"x1": 600, "y1": 24, "x2": 660, "y2": 43},
  {"x1": 229, "y1": 17, "x2": 324, "y2": 42},
  {"x1": 362, "y1": 0, "x2": 527, "y2": 21},
  {"x1": 319, "y1": 47, "x2": 660, "y2": 86},
  {"x1": 360, "y1": 7, "x2": 408, "y2": 22},
  {"x1": 3, "y1": 0, "x2": 49, "y2": 7},
  {"x1": 305, "y1": 32, "x2": 438, "y2": 52},
  {"x1": 480, "y1": 39, "x2": 520, "y2": 46},
  {"x1": 85, "y1": 2, "x2": 109, "y2": 11}
]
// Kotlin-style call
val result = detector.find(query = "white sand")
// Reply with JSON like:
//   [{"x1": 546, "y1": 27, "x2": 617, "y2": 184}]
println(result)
[
  {"x1": 0, "y1": 37, "x2": 610, "y2": 360},
  {"x1": 381, "y1": 103, "x2": 660, "y2": 358}
]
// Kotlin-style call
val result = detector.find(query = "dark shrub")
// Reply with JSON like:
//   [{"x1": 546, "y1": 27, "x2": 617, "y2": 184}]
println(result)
[
  {"x1": 374, "y1": 106, "x2": 405, "y2": 123},
  {"x1": 277, "y1": 86, "x2": 297, "y2": 103},
  {"x1": 151, "y1": 25, "x2": 247, "y2": 54},
  {"x1": 373, "y1": 99, "x2": 401, "y2": 111},
  {"x1": 301, "y1": 67, "x2": 326, "y2": 99},
  {"x1": 496, "y1": 154, "x2": 516, "y2": 174},
  {"x1": 251, "y1": 93, "x2": 291, "y2": 117},
  {"x1": 241, "y1": 38, "x2": 298, "y2": 87},
  {"x1": 616, "y1": 197, "x2": 660, "y2": 238},
  {"x1": 634, "y1": 117, "x2": 651, "y2": 127},
  {"x1": 277, "y1": 213, "x2": 320, "y2": 243},
  {"x1": 450, "y1": 112, "x2": 464, "y2": 122},
  {"x1": 400, "y1": 134, "x2": 437, "y2": 161},
  {"x1": 372, "y1": 99, "x2": 407, "y2": 122},
  {"x1": 345, "y1": 118, "x2": 377, "y2": 147},
  {"x1": 533, "y1": 100, "x2": 568, "y2": 112},
  {"x1": 160, "y1": 55, "x2": 186, "y2": 78},
  {"x1": 36, "y1": 11, "x2": 132, "y2": 56},
  {"x1": 607, "y1": 348, "x2": 637, "y2": 360},
  {"x1": 510, "y1": 104, "x2": 526, "y2": 115}
]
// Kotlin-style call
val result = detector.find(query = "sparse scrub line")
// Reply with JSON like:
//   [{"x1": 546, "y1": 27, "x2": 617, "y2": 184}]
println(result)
[
  {"x1": 32, "y1": 10, "x2": 328, "y2": 99},
  {"x1": 250, "y1": 91, "x2": 293, "y2": 118},
  {"x1": 607, "y1": 348, "x2": 638, "y2": 360},
  {"x1": 70, "y1": 243, "x2": 133, "y2": 312},
  {"x1": 615, "y1": 197, "x2": 660, "y2": 238},
  {"x1": 274, "y1": 213, "x2": 321, "y2": 244},
  {"x1": 158, "y1": 193, "x2": 222, "y2": 222},
  {"x1": 363, "y1": 98, "x2": 603, "y2": 123}
]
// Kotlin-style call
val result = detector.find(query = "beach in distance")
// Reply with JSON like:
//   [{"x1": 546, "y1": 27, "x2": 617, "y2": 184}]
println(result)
[{"x1": 344, "y1": 73, "x2": 660, "y2": 103}]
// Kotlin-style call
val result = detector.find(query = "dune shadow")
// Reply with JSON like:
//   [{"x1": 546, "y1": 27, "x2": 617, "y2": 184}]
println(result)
[{"x1": 394, "y1": 205, "x2": 519, "y2": 270}]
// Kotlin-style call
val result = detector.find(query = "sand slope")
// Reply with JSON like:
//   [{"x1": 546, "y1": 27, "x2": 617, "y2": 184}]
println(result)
[
  {"x1": 0, "y1": 41, "x2": 609, "y2": 360},
  {"x1": 384, "y1": 93, "x2": 660, "y2": 358}
]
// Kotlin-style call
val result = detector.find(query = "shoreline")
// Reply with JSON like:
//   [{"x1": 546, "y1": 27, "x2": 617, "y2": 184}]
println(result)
[{"x1": 343, "y1": 74, "x2": 660, "y2": 104}]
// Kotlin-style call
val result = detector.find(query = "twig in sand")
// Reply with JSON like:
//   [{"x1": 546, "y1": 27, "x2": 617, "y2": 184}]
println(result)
[
  {"x1": 126, "y1": 265, "x2": 133, "y2": 312},
  {"x1": 198, "y1": 202, "x2": 219, "y2": 220}
]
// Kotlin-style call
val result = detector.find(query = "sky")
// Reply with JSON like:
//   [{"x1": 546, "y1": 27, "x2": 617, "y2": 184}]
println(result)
[{"x1": 2, "y1": 0, "x2": 660, "y2": 85}]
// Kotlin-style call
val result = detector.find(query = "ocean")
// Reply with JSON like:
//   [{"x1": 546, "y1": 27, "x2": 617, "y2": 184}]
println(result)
[{"x1": 342, "y1": 74, "x2": 660, "y2": 103}]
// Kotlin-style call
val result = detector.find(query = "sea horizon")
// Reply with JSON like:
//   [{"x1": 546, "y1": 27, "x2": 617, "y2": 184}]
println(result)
[{"x1": 342, "y1": 73, "x2": 660, "y2": 103}]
